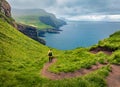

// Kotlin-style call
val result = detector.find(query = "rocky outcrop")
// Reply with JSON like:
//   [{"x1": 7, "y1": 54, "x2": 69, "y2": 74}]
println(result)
[
  {"x1": 0, "y1": 0, "x2": 17, "y2": 28},
  {"x1": 17, "y1": 24, "x2": 46, "y2": 45},
  {"x1": 0, "y1": 0, "x2": 11, "y2": 17}
]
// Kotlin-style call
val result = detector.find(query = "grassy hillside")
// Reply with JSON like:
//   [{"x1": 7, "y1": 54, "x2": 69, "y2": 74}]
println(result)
[
  {"x1": 0, "y1": 17, "x2": 120, "y2": 87},
  {"x1": 0, "y1": 18, "x2": 111, "y2": 87},
  {"x1": 0, "y1": 18, "x2": 50, "y2": 86}
]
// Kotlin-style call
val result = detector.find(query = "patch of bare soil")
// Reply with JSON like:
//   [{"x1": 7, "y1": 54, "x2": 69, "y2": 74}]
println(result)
[
  {"x1": 106, "y1": 65, "x2": 120, "y2": 87},
  {"x1": 90, "y1": 46, "x2": 113, "y2": 55}
]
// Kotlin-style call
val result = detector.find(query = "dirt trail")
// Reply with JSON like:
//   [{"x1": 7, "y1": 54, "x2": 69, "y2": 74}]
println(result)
[
  {"x1": 106, "y1": 65, "x2": 120, "y2": 87},
  {"x1": 90, "y1": 46, "x2": 113, "y2": 55},
  {"x1": 41, "y1": 58, "x2": 107, "y2": 80},
  {"x1": 90, "y1": 50, "x2": 112, "y2": 55},
  {"x1": 91, "y1": 50, "x2": 120, "y2": 87},
  {"x1": 90, "y1": 49, "x2": 120, "y2": 87},
  {"x1": 41, "y1": 58, "x2": 120, "y2": 87},
  {"x1": 41, "y1": 50, "x2": 120, "y2": 86}
]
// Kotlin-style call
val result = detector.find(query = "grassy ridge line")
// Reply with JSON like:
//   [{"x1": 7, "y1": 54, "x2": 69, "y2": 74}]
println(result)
[{"x1": 98, "y1": 30, "x2": 120, "y2": 50}]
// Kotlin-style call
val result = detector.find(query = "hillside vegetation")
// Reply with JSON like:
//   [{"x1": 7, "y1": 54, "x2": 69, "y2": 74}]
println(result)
[
  {"x1": 0, "y1": 18, "x2": 49, "y2": 86},
  {"x1": 98, "y1": 30, "x2": 120, "y2": 50},
  {"x1": 1, "y1": 0, "x2": 120, "y2": 87},
  {"x1": 1, "y1": 17, "x2": 120, "y2": 87}
]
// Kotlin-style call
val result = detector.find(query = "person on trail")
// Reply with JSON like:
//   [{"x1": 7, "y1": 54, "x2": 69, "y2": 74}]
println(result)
[{"x1": 48, "y1": 49, "x2": 53, "y2": 62}]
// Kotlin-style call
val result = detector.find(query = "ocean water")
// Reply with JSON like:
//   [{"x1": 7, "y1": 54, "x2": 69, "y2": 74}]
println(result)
[{"x1": 43, "y1": 21, "x2": 120, "y2": 50}]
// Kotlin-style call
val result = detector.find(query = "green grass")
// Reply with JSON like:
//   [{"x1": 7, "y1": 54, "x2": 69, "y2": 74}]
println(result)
[
  {"x1": 49, "y1": 48, "x2": 109, "y2": 73},
  {"x1": 92, "y1": 30, "x2": 120, "y2": 64},
  {"x1": 0, "y1": 18, "x2": 49, "y2": 86},
  {"x1": 0, "y1": 17, "x2": 120, "y2": 87},
  {"x1": 14, "y1": 15, "x2": 53, "y2": 30},
  {"x1": 98, "y1": 30, "x2": 120, "y2": 50}
]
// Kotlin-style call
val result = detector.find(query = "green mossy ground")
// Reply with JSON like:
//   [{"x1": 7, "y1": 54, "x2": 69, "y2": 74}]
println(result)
[{"x1": 0, "y1": 18, "x2": 120, "y2": 87}]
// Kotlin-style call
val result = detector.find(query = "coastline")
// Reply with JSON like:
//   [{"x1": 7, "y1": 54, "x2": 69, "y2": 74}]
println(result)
[
  {"x1": 42, "y1": 21, "x2": 120, "y2": 50},
  {"x1": 38, "y1": 23, "x2": 67, "y2": 37}
]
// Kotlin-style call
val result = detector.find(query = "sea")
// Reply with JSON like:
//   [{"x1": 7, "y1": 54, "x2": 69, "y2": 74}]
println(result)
[{"x1": 43, "y1": 21, "x2": 120, "y2": 50}]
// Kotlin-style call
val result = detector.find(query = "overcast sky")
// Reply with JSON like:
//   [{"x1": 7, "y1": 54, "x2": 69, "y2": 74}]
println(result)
[{"x1": 7, "y1": 0, "x2": 120, "y2": 21}]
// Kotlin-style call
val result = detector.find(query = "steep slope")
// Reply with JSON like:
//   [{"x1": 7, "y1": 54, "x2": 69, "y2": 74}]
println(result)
[
  {"x1": 1, "y1": 9, "x2": 120, "y2": 87},
  {"x1": 1, "y1": 0, "x2": 120, "y2": 87},
  {"x1": 0, "y1": 18, "x2": 49, "y2": 65},
  {"x1": 0, "y1": 18, "x2": 49, "y2": 86}
]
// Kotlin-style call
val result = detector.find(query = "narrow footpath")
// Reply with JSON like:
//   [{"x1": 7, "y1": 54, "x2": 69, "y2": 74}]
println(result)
[
  {"x1": 41, "y1": 49, "x2": 120, "y2": 87},
  {"x1": 41, "y1": 58, "x2": 107, "y2": 80}
]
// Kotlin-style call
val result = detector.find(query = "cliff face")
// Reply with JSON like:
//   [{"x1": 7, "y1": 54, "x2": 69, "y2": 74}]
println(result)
[
  {"x1": 39, "y1": 16, "x2": 57, "y2": 28},
  {"x1": 0, "y1": 0, "x2": 11, "y2": 17},
  {"x1": 12, "y1": 9, "x2": 66, "y2": 29},
  {"x1": 39, "y1": 16, "x2": 66, "y2": 29},
  {"x1": 17, "y1": 24, "x2": 46, "y2": 45},
  {"x1": 0, "y1": 0, "x2": 17, "y2": 28},
  {"x1": 0, "y1": 0, "x2": 45, "y2": 45}
]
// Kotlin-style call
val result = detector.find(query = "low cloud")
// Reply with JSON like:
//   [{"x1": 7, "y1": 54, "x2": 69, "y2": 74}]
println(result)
[
  {"x1": 66, "y1": 15, "x2": 120, "y2": 21},
  {"x1": 7, "y1": 0, "x2": 56, "y2": 9},
  {"x1": 7, "y1": 0, "x2": 120, "y2": 21}
]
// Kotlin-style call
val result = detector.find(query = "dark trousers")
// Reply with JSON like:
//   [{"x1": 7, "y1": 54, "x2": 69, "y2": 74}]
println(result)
[{"x1": 49, "y1": 56, "x2": 52, "y2": 62}]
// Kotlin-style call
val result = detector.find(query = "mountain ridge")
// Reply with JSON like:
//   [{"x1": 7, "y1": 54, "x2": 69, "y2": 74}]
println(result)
[{"x1": 12, "y1": 8, "x2": 66, "y2": 29}]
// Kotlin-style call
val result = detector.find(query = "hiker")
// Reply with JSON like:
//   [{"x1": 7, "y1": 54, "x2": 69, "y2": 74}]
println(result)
[{"x1": 48, "y1": 49, "x2": 53, "y2": 62}]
